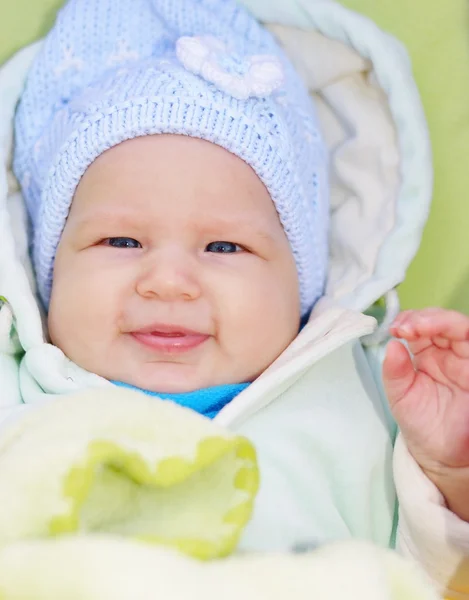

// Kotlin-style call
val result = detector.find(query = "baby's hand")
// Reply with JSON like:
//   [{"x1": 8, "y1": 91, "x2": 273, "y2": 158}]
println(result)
[{"x1": 383, "y1": 308, "x2": 469, "y2": 521}]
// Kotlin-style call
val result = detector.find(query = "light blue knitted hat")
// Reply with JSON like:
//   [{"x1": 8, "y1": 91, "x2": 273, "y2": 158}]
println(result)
[{"x1": 14, "y1": 0, "x2": 329, "y2": 315}]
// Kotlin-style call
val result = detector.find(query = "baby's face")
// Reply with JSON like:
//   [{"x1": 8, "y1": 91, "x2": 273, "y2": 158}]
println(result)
[{"x1": 48, "y1": 135, "x2": 300, "y2": 393}]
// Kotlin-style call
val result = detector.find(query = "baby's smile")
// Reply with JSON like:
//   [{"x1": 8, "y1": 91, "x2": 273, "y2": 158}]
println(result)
[
  {"x1": 47, "y1": 134, "x2": 301, "y2": 393},
  {"x1": 129, "y1": 323, "x2": 211, "y2": 354}
]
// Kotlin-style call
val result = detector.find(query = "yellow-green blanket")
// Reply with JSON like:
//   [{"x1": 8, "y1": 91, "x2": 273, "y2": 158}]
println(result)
[
  {"x1": 0, "y1": 387, "x2": 440, "y2": 599},
  {"x1": 0, "y1": 388, "x2": 258, "y2": 559}
]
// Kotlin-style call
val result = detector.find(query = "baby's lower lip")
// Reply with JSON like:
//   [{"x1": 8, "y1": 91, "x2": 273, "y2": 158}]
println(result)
[{"x1": 130, "y1": 331, "x2": 209, "y2": 353}]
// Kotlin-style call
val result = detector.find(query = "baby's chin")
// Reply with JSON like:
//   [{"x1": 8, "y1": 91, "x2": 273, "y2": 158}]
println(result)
[{"x1": 111, "y1": 361, "x2": 245, "y2": 394}]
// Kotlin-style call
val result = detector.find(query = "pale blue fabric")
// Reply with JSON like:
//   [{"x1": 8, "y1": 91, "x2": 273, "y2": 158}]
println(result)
[{"x1": 13, "y1": 0, "x2": 329, "y2": 316}]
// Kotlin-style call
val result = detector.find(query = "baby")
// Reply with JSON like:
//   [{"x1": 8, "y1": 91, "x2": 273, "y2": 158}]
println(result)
[
  {"x1": 11, "y1": 0, "x2": 469, "y2": 591},
  {"x1": 48, "y1": 134, "x2": 302, "y2": 398},
  {"x1": 15, "y1": 0, "x2": 328, "y2": 418}
]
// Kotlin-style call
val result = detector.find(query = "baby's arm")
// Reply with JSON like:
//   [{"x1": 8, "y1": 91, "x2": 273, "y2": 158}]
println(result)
[
  {"x1": 393, "y1": 433, "x2": 469, "y2": 598},
  {"x1": 383, "y1": 308, "x2": 469, "y2": 596},
  {"x1": 384, "y1": 309, "x2": 469, "y2": 520}
]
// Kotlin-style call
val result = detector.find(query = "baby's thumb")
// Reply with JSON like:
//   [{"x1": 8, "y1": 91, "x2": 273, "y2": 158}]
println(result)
[{"x1": 382, "y1": 340, "x2": 416, "y2": 411}]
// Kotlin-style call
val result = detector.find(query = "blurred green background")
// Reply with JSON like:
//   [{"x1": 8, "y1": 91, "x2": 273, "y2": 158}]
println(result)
[{"x1": 2, "y1": 0, "x2": 469, "y2": 313}]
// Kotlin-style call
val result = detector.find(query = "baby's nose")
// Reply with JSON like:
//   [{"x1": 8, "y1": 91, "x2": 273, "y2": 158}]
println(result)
[{"x1": 135, "y1": 249, "x2": 201, "y2": 301}]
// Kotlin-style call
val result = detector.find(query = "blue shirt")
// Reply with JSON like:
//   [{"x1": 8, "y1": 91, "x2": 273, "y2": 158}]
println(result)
[{"x1": 112, "y1": 381, "x2": 250, "y2": 419}]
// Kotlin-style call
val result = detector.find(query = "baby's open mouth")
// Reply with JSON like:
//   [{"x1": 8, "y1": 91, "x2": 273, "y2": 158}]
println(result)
[
  {"x1": 150, "y1": 331, "x2": 186, "y2": 337},
  {"x1": 130, "y1": 324, "x2": 209, "y2": 353}
]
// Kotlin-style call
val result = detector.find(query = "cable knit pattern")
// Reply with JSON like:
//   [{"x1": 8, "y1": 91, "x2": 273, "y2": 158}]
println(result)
[{"x1": 13, "y1": 0, "x2": 329, "y2": 313}]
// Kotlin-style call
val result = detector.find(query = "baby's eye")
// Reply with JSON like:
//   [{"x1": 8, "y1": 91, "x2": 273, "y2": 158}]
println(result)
[
  {"x1": 205, "y1": 241, "x2": 244, "y2": 254},
  {"x1": 102, "y1": 237, "x2": 142, "y2": 249}
]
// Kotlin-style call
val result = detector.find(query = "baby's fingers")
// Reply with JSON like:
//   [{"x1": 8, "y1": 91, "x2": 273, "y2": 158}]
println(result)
[
  {"x1": 383, "y1": 339, "x2": 416, "y2": 409},
  {"x1": 391, "y1": 308, "x2": 469, "y2": 346}
]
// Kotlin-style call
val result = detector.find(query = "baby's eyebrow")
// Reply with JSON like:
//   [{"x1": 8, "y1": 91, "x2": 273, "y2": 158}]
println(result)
[
  {"x1": 200, "y1": 217, "x2": 278, "y2": 243},
  {"x1": 72, "y1": 211, "x2": 278, "y2": 244},
  {"x1": 72, "y1": 209, "x2": 140, "y2": 230}
]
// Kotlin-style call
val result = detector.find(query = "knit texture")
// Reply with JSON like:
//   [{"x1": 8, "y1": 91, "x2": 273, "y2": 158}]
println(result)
[{"x1": 13, "y1": 0, "x2": 329, "y2": 314}]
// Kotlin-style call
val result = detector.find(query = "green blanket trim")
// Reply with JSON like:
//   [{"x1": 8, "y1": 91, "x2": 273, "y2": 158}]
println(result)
[{"x1": 49, "y1": 435, "x2": 259, "y2": 560}]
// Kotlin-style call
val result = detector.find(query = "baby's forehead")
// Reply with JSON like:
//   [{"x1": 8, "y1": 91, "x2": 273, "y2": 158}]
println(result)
[
  {"x1": 72, "y1": 199, "x2": 278, "y2": 240},
  {"x1": 83, "y1": 135, "x2": 259, "y2": 180},
  {"x1": 71, "y1": 135, "x2": 281, "y2": 227}
]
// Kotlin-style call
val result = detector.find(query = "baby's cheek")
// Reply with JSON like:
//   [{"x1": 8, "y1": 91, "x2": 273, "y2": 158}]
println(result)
[
  {"x1": 48, "y1": 261, "x2": 114, "y2": 351},
  {"x1": 221, "y1": 272, "x2": 297, "y2": 379}
]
